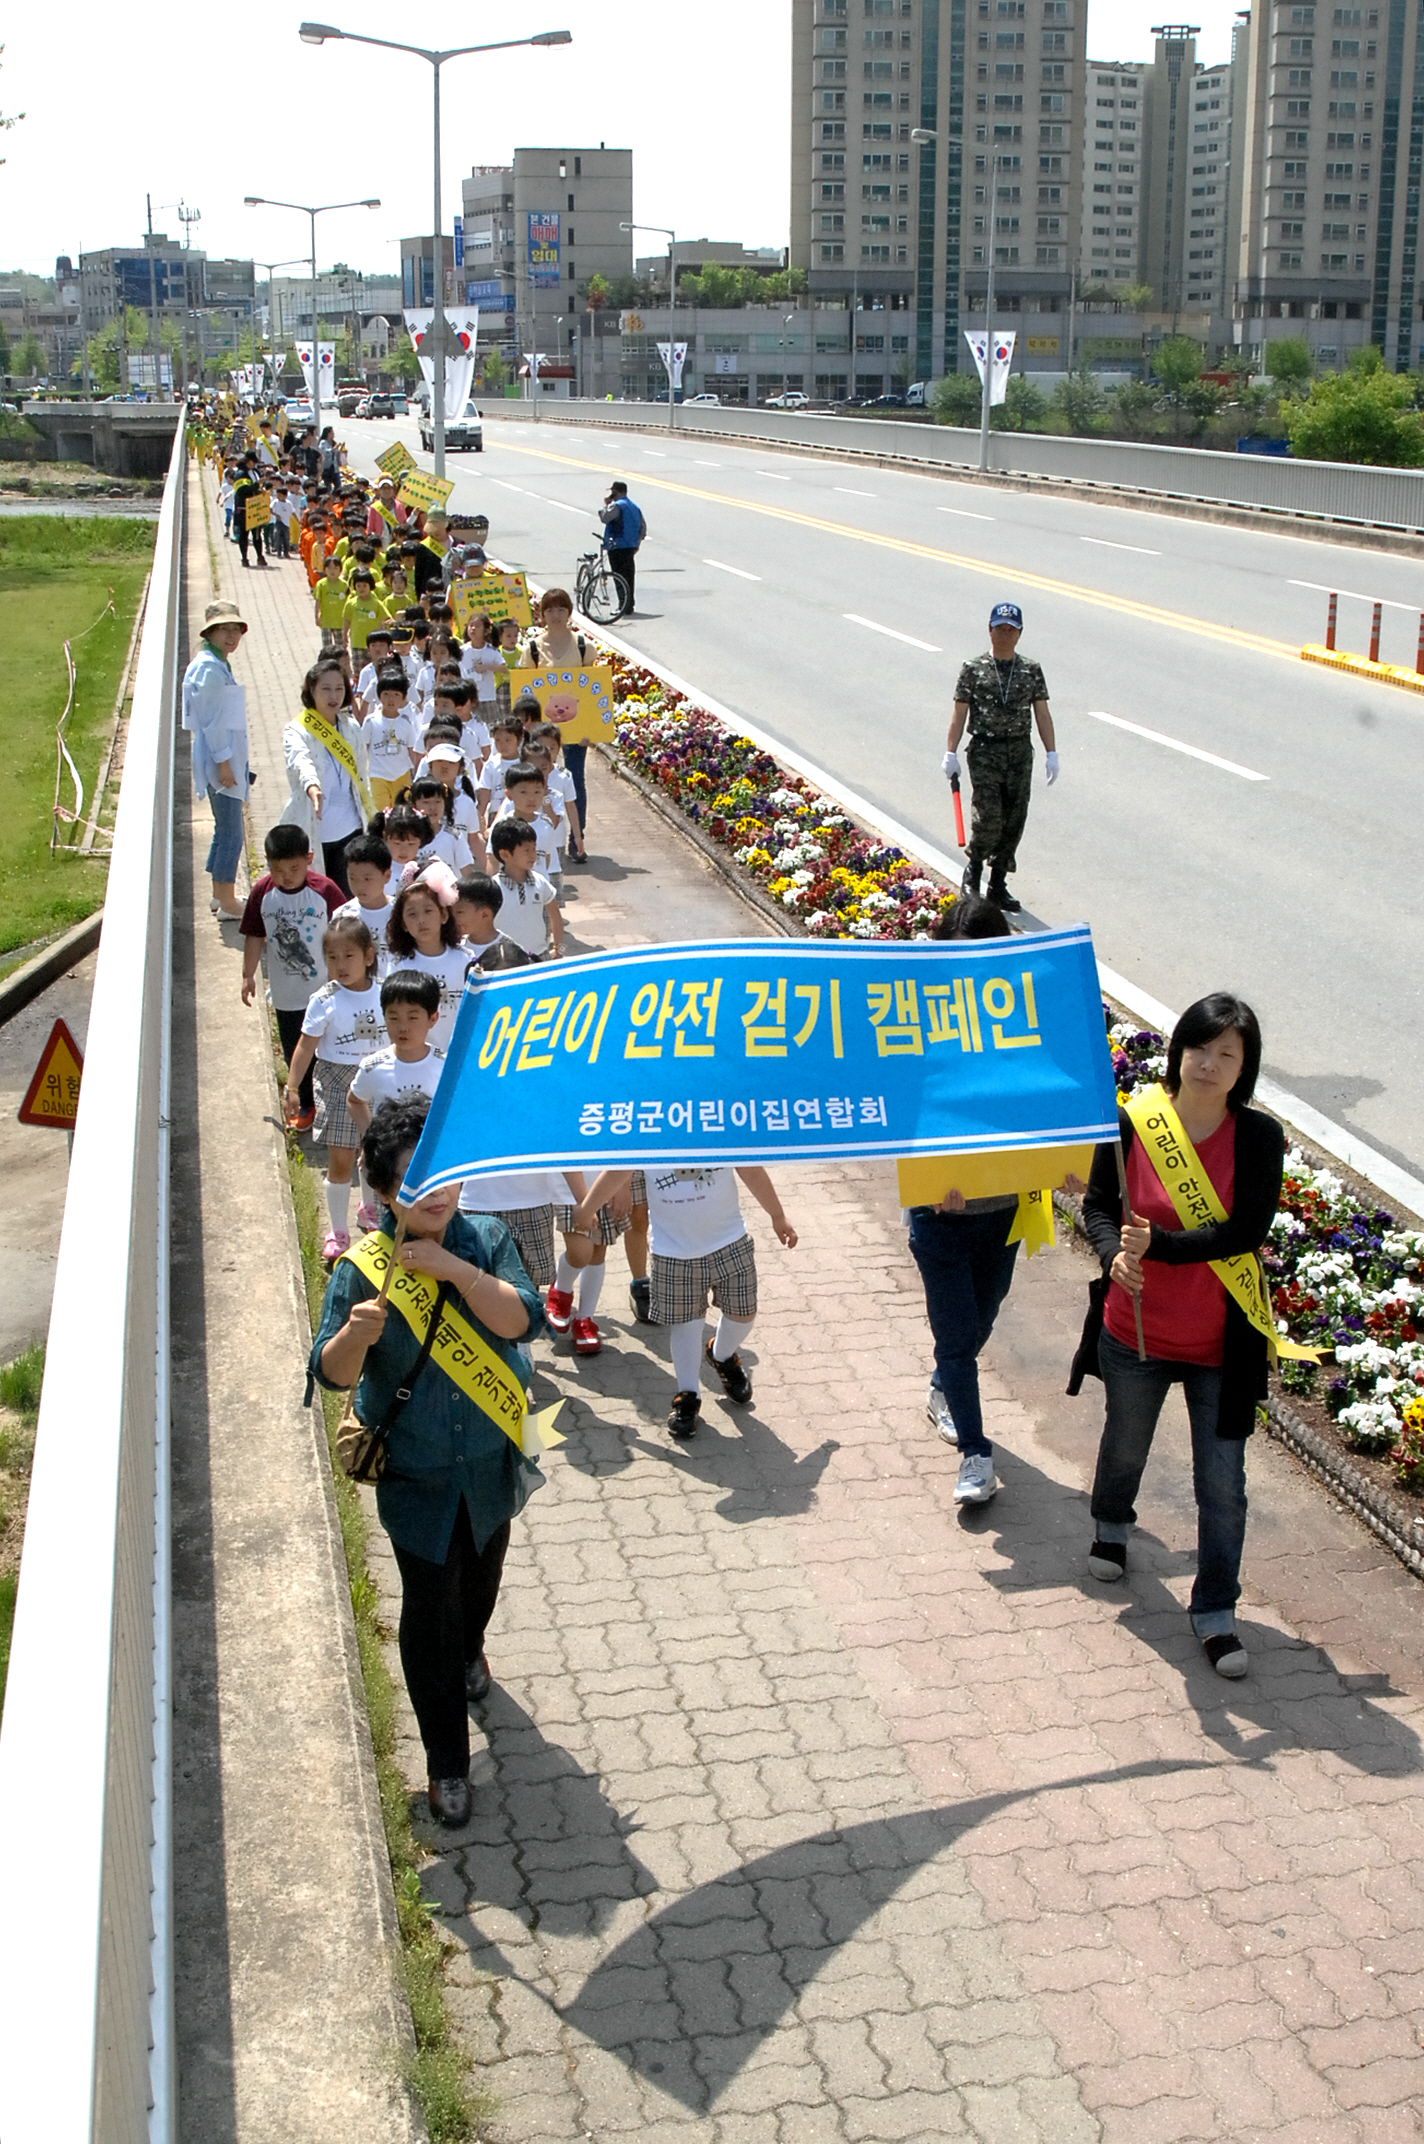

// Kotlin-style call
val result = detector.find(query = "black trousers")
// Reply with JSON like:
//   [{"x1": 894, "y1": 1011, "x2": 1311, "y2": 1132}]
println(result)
[
  {"x1": 321, "y1": 832, "x2": 356, "y2": 899},
  {"x1": 274, "y1": 1005, "x2": 315, "y2": 1112},
  {"x1": 391, "y1": 1503, "x2": 510, "y2": 1777},
  {"x1": 607, "y1": 546, "x2": 637, "y2": 614},
  {"x1": 562, "y1": 742, "x2": 588, "y2": 848}
]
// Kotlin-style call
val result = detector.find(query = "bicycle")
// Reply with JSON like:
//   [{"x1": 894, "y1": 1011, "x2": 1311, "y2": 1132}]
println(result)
[{"x1": 575, "y1": 538, "x2": 628, "y2": 627}]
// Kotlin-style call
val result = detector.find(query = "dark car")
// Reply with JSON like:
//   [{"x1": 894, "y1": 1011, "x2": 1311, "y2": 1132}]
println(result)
[
  {"x1": 857, "y1": 392, "x2": 908, "y2": 409},
  {"x1": 367, "y1": 393, "x2": 398, "y2": 419}
]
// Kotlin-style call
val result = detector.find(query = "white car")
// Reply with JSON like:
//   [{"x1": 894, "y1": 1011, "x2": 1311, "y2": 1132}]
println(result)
[
  {"x1": 285, "y1": 398, "x2": 315, "y2": 426},
  {"x1": 420, "y1": 398, "x2": 483, "y2": 452},
  {"x1": 764, "y1": 390, "x2": 810, "y2": 409},
  {"x1": 686, "y1": 391, "x2": 721, "y2": 405}
]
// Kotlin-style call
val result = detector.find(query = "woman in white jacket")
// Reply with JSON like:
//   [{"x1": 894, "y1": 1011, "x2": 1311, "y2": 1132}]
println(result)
[{"x1": 283, "y1": 660, "x2": 372, "y2": 897}]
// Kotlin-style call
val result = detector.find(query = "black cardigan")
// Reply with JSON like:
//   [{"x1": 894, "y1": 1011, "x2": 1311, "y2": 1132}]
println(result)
[{"x1": 1067, "y1": 1103, "x2": 1286, "y2": 1438}]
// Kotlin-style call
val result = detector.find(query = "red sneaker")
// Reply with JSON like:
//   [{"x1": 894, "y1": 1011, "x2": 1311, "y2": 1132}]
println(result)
[
  {"x1": 545, "y1": 1284, "x2": 574, "y2": 1335},
  {"x1": 572, "y1": 1316, "x2": 602, "y2": 1357}
]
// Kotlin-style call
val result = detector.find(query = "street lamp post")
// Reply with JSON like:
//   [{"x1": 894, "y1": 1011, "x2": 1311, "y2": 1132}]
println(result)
[
  {"x1": 911, "y1": 126, "x2": 997, "y2": 471},
  {"x1": 781, "y1": 310, "x2": 796, "y2": 398},
  {"x1": 298, "y1": 23, "x2": 570, "y2": 479},
  {"x1": 621, "y1": 221, "x2": 678, "y2": 430},
  {"x1": 255, "y1": 256, "x2": 308, "y2": 400},
  {"x1": 245, "y1": 196, "x2": 380, "y2": 419}
]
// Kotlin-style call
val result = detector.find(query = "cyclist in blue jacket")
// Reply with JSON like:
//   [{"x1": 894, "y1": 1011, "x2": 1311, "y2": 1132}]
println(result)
[{"x1": 598, "y1": 480, "x2": 645, "y2": 618}]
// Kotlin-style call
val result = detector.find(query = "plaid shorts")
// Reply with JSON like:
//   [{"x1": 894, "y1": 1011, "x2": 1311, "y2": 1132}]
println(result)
[
  {"x1": 493, "y1": 1203, "x2": 555, "y2": 1290},
  {"x1": 650, "y1": 1233, "x2": 757, "y2": 1326},
  {"x1": 630, "y1": 1170, "x2": 648, "y2": 1208},
  {"x1": 312, "y1": 1059, "x2": 359, "y2": 1149},
  {"x1": 556, "y1": 1200, "x2": 629, "y2": 1246},
  {"x1": 319, "y1": 624, "x2": 346, "y2": 652}
]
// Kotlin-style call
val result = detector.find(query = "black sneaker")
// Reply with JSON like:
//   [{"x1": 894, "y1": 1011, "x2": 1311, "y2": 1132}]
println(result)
[
  {"x1": 705, "y1": 1338, "x2": 753, "y2": 1405},
  {"x1": 961, "y1": 861, "x2": 982, "y2": 897},
  {"x1": 427, "y1": 1774, "x2": 472, "y2": 1828},
  {"x1": 1088, "y1": 1539, "x2": 1127, "y2": 1582},
  {"x1": 629, "y1": 1276, "x2": 653, "y2": 1323},
  {"x1": 668, "y1": 1390, "x2": 701, "y2": 1438},
  {"x1": 1202, "y1": 1633, "x2": 1249, "y2": 1679},
  {"x1": 464, "y1": 1652, "x2": 491, "y2": 1702},
  {"x1": 987, "y1": 878, "x2": 1023, "y2": 914}
]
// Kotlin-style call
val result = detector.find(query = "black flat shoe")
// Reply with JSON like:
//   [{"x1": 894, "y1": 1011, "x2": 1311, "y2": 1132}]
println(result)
[
  {"x1": 465, "y1": 1653, "x2": 491, "y2": 1702},
  {"x1": 427, "y1": 1773, "x2": 472, "y2": 1827},
  {"x1": 1202, "y1": 1633, "x2": 1249, "y2": 1679}
]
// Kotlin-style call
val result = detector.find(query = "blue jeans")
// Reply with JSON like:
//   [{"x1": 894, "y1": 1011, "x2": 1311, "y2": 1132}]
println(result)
[
  {"x1": 562, "y1": 743, "x2": 588, "y2": 847},
  {"x1": 1092, "y1": 1327, "x2": 1247, "y2": 1635},
  {"x1": 205, "y1": 783, "x2": 246, "y2": 882},
  {"x1": 907, "y1": 1206, "x2": 1020, "y2": 1458}
]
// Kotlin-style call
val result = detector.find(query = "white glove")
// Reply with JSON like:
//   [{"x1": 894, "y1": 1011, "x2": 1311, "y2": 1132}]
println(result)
[
  {"x1": 942, "y1": 750, "x2": 960, "y2": 779},
  {"x1": 1044, "y1": 750, "x2": 1059, "y2": 786}
]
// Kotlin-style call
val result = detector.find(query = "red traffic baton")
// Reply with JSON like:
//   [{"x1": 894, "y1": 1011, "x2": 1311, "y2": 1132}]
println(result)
[{"x1": 950, "y1": 773, "x2": 966, "y2": 848}]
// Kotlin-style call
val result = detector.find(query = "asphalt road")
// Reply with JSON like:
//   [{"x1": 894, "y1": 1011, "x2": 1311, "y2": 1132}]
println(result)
[{"x1": 340, "y1": 412, "x2": 1423, "y2": 1179}]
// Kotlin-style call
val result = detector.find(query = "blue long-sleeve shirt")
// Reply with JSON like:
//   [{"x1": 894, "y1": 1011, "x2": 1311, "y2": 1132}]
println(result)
[
  {"x1": 181, "y1": 639, "x2": 251, "y2": 802},
  {"x1": 309, "y1": 1210, "x2": 546, "y2": 1561}
]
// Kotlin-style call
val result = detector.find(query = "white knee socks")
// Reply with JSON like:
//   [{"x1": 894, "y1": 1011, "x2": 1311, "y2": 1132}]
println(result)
[
  {"x1": 577, "y1": 1263, "x2": 605, "y2": 1317},
  {"x1": 555, "y1": 1252, "x2": 577, "y2": 1294},
  {"x1": 712, "y1": 1314, "x2": 754, "y2": 1363},
  {"x1": 325, "y1": 1179, "x2": 351, "y2": 1236},
  {"x1": 669, "y1": 1318, "x2": 705, "y2": 1395}
]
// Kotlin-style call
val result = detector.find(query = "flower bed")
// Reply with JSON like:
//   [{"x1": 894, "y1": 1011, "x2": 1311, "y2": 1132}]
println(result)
[
  {"x1": 601, "y1": 654, "x2": 1424, "y2": 1496},
  {"x1": 1109, "y1": 1020, "x2": 1424, "y2": 1490}
]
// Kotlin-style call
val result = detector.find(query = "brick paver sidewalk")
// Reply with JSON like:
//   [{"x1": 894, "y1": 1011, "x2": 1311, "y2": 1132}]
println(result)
[{"x1": 210, "y1": 457, "x2": 1424, "y2": 2143}]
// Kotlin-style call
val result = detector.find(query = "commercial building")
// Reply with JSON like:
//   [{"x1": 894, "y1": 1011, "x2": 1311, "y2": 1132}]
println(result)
[
  {"x1": 573, "y1": 301, "x2": 897, "y2": 404},
  {"x1": 634, "y1": 240, "x2": 788, "y2": 279},
  {"x1": 1232, "y1": 0, "x2": 1424, "y2": 370},
  {"x1": 266, "y1": 269, "x2": 403, "y2": 340},
  {"x1": 79, "y1": 239, "x2": 203, "y2": 323},
  {"x1": 790, "y1": 0, "x2": 1089, "y2": 382},
  {"x1": 460, "y1": 146, "x2": 632, "y2": 365}
]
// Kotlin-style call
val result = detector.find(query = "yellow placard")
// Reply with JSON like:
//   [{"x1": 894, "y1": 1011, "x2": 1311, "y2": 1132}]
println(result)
[
  {"x1": 518, "y1": 663, "x2": 619, "y2": 744},
  {"x1": 244, "y1": 491, "x2": 272, "y2": 529},
  {"x1": 398, "y1": 467, "x2": 456, "y2": 514},
  {"x1": 376, "y1": 438, "x2": 417, "y2": 479},
  {"x1": 896, "y1": 1143, "x2": 1096, "y2": 1208},
  {"x1": 452, "y1": 571, "x2": 533, "y2": 634}
]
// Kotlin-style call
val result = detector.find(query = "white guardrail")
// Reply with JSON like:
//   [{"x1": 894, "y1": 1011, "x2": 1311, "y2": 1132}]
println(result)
[
  {"x1": 499, "y1": 398, "x2": 1424, "y2": 532},
  {"x1": 0, "y1": 419, "x2": 184, "y2": 2140}
]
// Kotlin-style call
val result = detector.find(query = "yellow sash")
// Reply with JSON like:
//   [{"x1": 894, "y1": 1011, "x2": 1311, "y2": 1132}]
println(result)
[
  {"x1": 299, "y1": 706, "x2": 373, "y2": 820},
  {"x1": 1125, "y1": 1085, "x2": 1319, "y2": 1362},
  {"x1": 341, "y1": 1231, "x2": 565, "y2": 1456}
]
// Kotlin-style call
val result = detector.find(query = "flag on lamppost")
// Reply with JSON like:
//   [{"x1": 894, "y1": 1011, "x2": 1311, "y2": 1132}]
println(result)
[
  {"x1": 657, "y1": 341, "x2": 688, "y2": 391},
  {"x1": 963, "y1": 330, "x2": 1016, "y2": 407}
]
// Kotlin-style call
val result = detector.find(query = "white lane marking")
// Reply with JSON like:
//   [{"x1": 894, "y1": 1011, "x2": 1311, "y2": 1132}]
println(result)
[
  {"x1": 844, "y1": 612, "x2": 941, "y2": 653},
  {"x1": 704, "y1": 558, "x2": 762, "y2": 581},
  {"x1": 642, "y1": 450, "x2": 666, "y2": 457},
  {"x1": 835, "y1": 487, "x2": 876, "y2": 497},
  {"x1": 1086, "y1": 708, "x2": 1267, "y2": 781},
  {"x1": 1289, "y1": 577, "x2": 1418, "y2": 613},
  {"x1": 493, "y1": 480, "x2": 525, "y2": 492},
  {"x1": 938, "y1": 506, "x2": 994, "y2": 521},
  {"x1": 694, "y1": 459, "x2": 722, "y2": 466},
  {"x1": 1081, "y1": 536, "x2": 1161, "y2": 556},
  {"x1": 754, "y1": 470, "x2": 791, "y2": 480},
  {"x1": 543, "y1": 499, "x2": 587, "y2": 514}
]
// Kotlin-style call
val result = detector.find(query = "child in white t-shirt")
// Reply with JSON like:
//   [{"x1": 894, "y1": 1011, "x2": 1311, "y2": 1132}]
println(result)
[
  {"x1": 525, "y1": 726, "x2": 581, "y2": 864},
  {"x1": 282, "y1": 916, "x2": 385, "y2": 1261},
  {"x1": 573, "y1": 1165, "x2": 798, "y2": 1436},
  {"x1": 348, "y1": 968, "x2": 446, "y2": 1225},
  {"x1": 489, "y1": 819, "x2": 563, "y2": 959},
  {"x1": 459, "y1": 610, "x2": 505, "y2": 724},
  {"x1": 372, "y1": 802, "x2": 427, "y2": 900},
  {"x1": 355, "y1": 625, "x2": 398, "y2": 716},
  {"x1": 476, "y1": 716, "x2": 526, "y2": 836},
  {"x1": 361, "y1": 666, "x2": 420, "y2": 811},
  {"x1": 384, "y1": 873, "x2": 474, "y2": 1050},
  {"x1": 410, "y1": 774, "x2": 474, "y2": 874},
  {"x1": 489, "y1": 764, "x2": 566, "y2": 887},
  {"x1": 332, "y1": 833, "x2": 395, "y2": 971}
]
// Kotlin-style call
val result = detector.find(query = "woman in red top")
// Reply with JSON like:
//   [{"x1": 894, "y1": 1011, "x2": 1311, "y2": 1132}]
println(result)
[{"x1": 1073, "y1": 994, "x2": 1285, "y2": 1680}]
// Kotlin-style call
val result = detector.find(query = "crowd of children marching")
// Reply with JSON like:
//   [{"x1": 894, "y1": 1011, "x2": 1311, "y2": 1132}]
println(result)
[{"x1": 183, "y1": 394, "x2": 791, "y2": 1447}]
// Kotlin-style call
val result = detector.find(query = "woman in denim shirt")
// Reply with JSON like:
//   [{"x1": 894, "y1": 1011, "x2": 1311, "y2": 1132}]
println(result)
[{"x1": 310, "y1": 1095, "x2": 545, "y2": 1827}]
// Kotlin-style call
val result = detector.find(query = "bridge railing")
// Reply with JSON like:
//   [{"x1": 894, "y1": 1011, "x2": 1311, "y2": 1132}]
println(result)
[
  {"x1": 0, "y1": 416, "x2": 185, "y2": 2142},
  {"x1": 492, "y1": 397, "x2": 1424, "y2": 532}
]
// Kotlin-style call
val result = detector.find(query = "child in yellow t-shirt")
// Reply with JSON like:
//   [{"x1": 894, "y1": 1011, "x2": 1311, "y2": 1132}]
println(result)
[
  {"x1": 343, "y1": 568, "x2": 386, "y2": 657},
  {"x1": 314, "y1": 554, "x2": 349, "y2": 651}
]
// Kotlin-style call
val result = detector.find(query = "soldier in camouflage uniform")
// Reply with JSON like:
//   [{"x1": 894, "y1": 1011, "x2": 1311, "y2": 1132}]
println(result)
[{"x1": 943, "y1": 600, "x2": 1058, "y2": 913}]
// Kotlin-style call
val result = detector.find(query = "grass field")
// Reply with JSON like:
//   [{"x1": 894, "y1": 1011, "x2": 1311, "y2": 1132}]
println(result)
[{"x1": 0, "y1": 515, "x2": 155, "y2": 966}]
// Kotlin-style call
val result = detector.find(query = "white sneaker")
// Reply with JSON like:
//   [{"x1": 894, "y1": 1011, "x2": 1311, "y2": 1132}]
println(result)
[
  {"x1": 954, "y1": 1452, "x2": 999, "y2": 1504},
  {"x1": 926, "y1": 1383, "x2": 958, "y2": 1445}
]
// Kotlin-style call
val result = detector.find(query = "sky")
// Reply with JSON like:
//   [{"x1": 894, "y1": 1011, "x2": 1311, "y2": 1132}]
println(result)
[{"x1": 2, "y1": 0, "x2": 1248, "y2": 282}]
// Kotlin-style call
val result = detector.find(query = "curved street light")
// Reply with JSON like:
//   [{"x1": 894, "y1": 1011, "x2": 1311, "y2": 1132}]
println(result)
[
  {"x1": 298, "y1": 23, "x2": 571, "y2": 476},
  {"x1": 245, "y1": 196, "x2": 380, "y2": 414}
]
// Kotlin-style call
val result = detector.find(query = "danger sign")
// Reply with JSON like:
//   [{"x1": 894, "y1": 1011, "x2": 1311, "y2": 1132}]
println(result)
[{"x1": 18, "y1": 1017, "x2": 84, "y2": 1130}]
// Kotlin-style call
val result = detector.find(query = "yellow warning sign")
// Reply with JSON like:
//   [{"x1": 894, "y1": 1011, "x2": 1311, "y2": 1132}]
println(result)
[{"x1": 18, "y1": 1017, "x2": 84, "y2": 1129}]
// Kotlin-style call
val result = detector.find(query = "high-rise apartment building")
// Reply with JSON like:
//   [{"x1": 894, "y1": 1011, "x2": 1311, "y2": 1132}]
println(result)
[
  {"x1": 790, "y1": 0, "x2": 1088, "y2": 383},
  {"x1": 1082, "y1": 63, "x2": 1145, "y2": 283},
  {"x1": 1234, "y1": 0, "x2": 1424, "y2": 368}
]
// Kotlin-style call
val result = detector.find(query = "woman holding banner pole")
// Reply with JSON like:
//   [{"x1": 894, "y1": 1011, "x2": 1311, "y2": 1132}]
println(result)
[{"x1": 1071, "y1": 994, "x2": 1286, "y2": 1681}]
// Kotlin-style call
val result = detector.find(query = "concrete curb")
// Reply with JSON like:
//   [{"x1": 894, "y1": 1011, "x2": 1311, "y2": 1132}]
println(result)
[
  {"x1": 491, "y1": 410, "x2": 1424, "y2": 557},
  {"x1": 1301, "y1": 641, "x2": 1424, "y2": 692},
  {"x1": 0, "y1": 910, "x2": 103, "y2": 1027}
]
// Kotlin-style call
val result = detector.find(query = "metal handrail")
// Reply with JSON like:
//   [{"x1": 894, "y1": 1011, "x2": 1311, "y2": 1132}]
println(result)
[{"x1": 0, "y1": 415, "x2": 184, "y2": 2143}]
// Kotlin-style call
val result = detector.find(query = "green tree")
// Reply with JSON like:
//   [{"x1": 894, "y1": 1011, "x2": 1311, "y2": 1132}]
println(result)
[
  {"x1": 1264, "y1": 336, "x2": 1313, "y2": 393},
  {"x1": 14, "y1": 330, "x2": 43, "y2": 377},
  {"x1": 1117, "y1": 282, "x2": 1156, "y2": 312},
  {"x1": 391, "y1": 341, "x2": 420, "y2": 389},
  {"x1": 1152, "y1": 334, "x2": 1204, "y2": 399},
  {"x1": 584, "y1": 272, "x2": 609, "y2": 310},
  {"x1": 931, "y1": 371, "x2": 983, "y2": 426},
  {"x1": 1284, "y1": 361, "x2": 1424, "y2": 465},
  {"x1": 992, "y1": 373, "x2": 1046, "y2": 431},
  {"x1": 1106, "y1": 376, "x2": 1159, "y2": 438},
  {"x1": 1052, "y1": 364, "x2": 1104, "y2": 434},
  {"x1": 481, "y1": 351, "x2": 508, "y2": 393}
]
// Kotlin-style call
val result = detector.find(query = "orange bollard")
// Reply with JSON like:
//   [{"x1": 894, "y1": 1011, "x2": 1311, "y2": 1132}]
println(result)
[
  {"x1": 1325, "y1": 591, "x2": 1338, "y2": 650},
  {"x1": 1416, "y1": 613, "x2": 1424, "y2": 673},
  {"x1": 1370, "y1": 601, "x2": 1382, "y2": 663}
]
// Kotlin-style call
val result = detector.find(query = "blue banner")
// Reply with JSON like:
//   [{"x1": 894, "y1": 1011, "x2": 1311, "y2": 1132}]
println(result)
[{"x1": 402, "y1": 932, "x2": 1119, "y2": 1199}]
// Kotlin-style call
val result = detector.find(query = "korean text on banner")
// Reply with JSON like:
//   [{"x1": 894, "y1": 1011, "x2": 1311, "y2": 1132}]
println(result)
[
  {"x1": 399, "y1": 467, "x2": 456, "y2": 515},
  {"x1": 401, "y1": 930, "x2": 1120, "y2": 1200},
  {"x1": 519, "y1": 664, "x2": 617, "y2": 745},
  {"x1": 452, "y1": 572, "x2": 533, "y2": 633},
  {"x1": 376, "y1": 439, "x2": 418, "y2": 480},
  {"x1": 244, "y1": 492, "x2": 272, "y2": 529}
]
